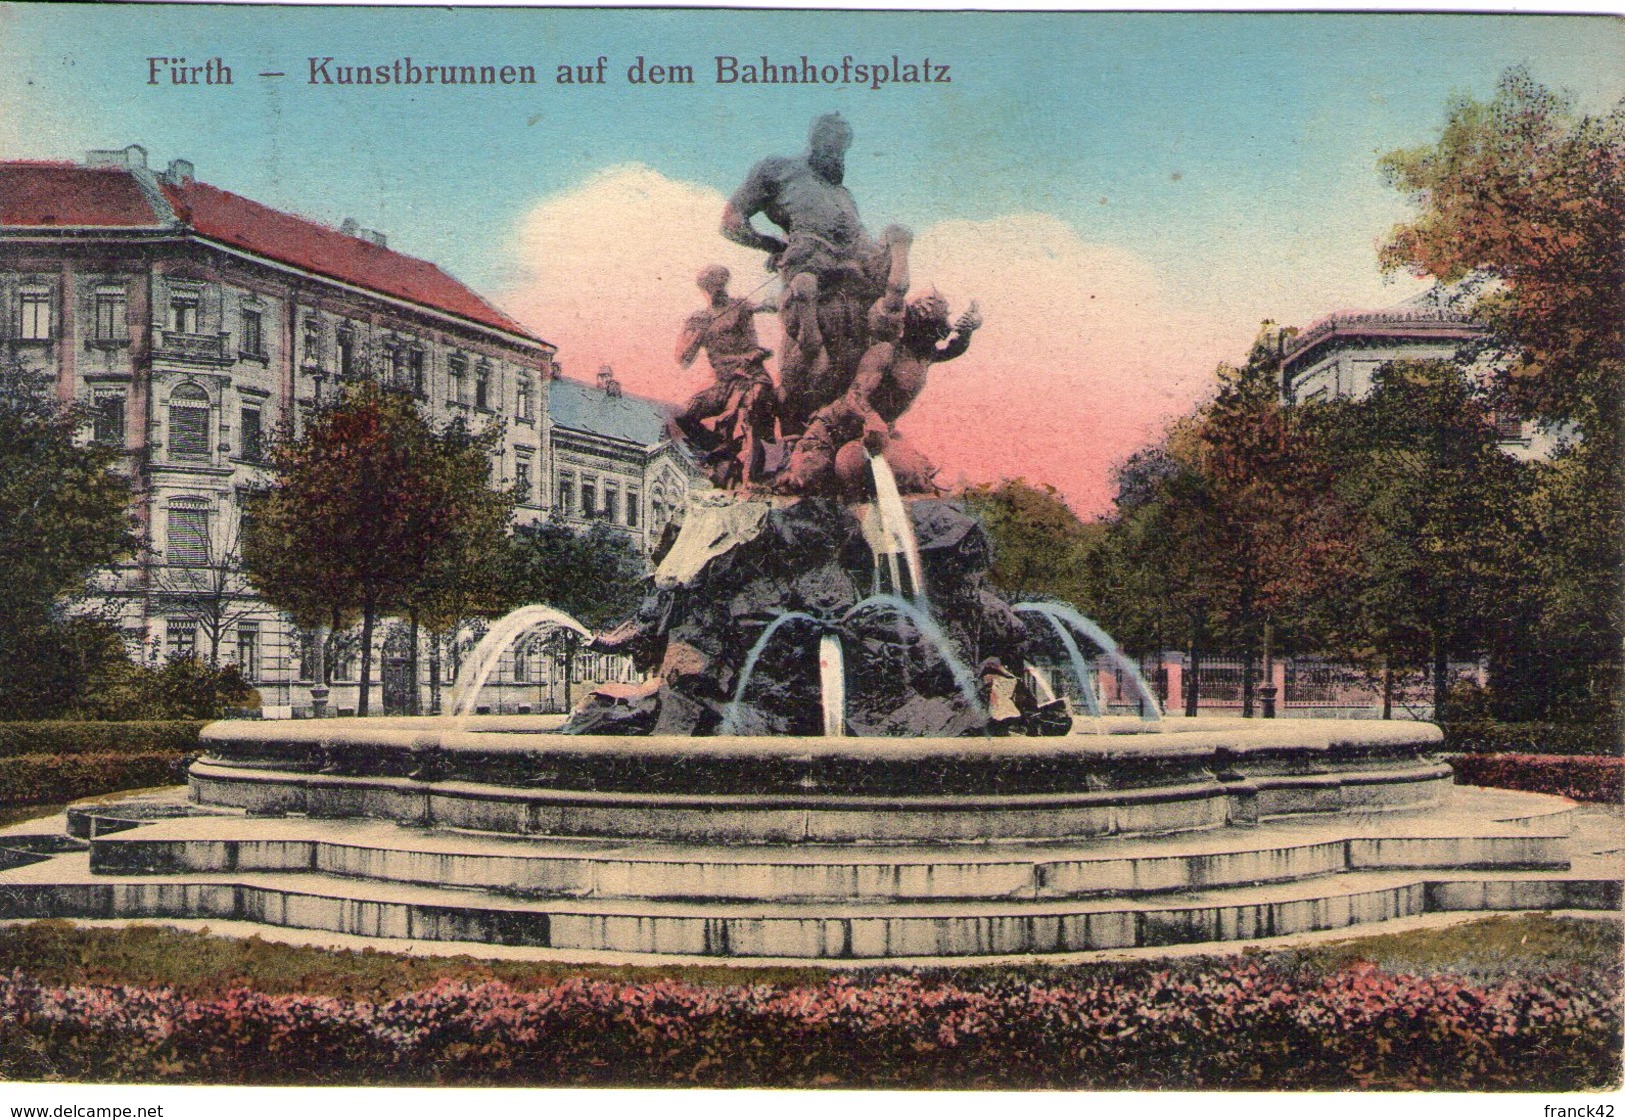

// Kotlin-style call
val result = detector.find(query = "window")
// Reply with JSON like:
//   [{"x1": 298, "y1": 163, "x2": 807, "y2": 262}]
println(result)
[
  {"x1": 93, "y1": 285, "x2": 127, "y2": 341},
  {"x1": 475, "y1": 360, "x2": 491, "y2": 410},
  {"x1": 409, "y1": 348, "x2": 426, "y2": 398},
  {"x1": 166, "y1": 619, "x2": 197, "y2": 662},
  {"x1": 516, "y1": 376, "x2": 534, "y2": 421},
  {"x1": 604, "y1": 483, "x2": 620, "y2": 524},
  {"x1": 302, "y1": 318, "x2": 323, "y2": 369},
  {"x1": 556, "y1": 472, "x2": 573, "y2": 516},
  {"x1": 336, "y1": 327, "x2": 355, "y2": 380},
  {"x1": 240, "y1": 308, "x2": 264, "y2": 357},
  {"x1": 168, "y1": 385, "x2": 211, "y2": 462},
  {"x1": 93, "y1": 392, "x2": 126, "y2": 447},
  {"x1": 170, "y1": 289, "x2": 200, "y2": 335},
  {"x1": 167, "y1": 500, "x2": 211, "y2": 567},
  {"x1": 240, "y1": 405, "x2": 263, "y2": 463},
  {"x1": 388, "y1": 344, "x2": 407, "y2": 389},
  {"x1": 1496, "y1": 413, "x2": 1526, "y2": 442},
  {"x1": 581, "y1": 478, "x2": 597, "y2": 519},
  {"x1": 626, "y1": 489, "x2": 640, "y2": 529},
  {"x1": 236, "y1": 623, "x2": 260, "y2": 682},
  {"x1": 513, "y1": 640, "x2": 530, "y2": 683},
  {"x1": 18, "y1": 286, "x2": 51, "y2": 340},
  {"x1": 449, "y1": 354, "x2": 468, "y2": 403},
  {"x1": 515, "y1": 457, "x2": 532, "y2": 501}
]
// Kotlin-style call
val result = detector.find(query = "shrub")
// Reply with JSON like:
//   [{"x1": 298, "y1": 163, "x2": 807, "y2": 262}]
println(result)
[
  {"x1": 0, "y1": 722, "x2": 204, "y2": 761},
  {"x1": 1444, "y1": 720, "x2": 1623, "y2": 757},
  {"x1": 1449, "y1": 753, "x2": 1625, "y2": 804},
  {"x1": 0, "y1": 722, "x2": 202, "y2": 808},
  {"x1": 0, "y1": 752, "x2": 191, "y2": 808},
  {"x1": 0, "y1": 962, "x2": 1617, "y2": 1089}
]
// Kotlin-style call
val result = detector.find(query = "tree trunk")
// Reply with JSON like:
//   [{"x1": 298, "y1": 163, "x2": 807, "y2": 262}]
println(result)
[
  {"x1": 358, "y1": 601, "x2": 376, "y2": 716},
  {"x1": 407, "y1": 608, "x2": 421, "y2": 716},
  {"x1": 1432, "y1": 634, "x2": 1448, "y2": 725},
  {"x1": 561, "y1": 631, "x2": 578, "y2": 711},
  {"x1": 428, "y1": 632, "x2": 442, "y2": 715},
  {"x1": 1242, "y1": 650, "x2": 1256, "y2": 718},
  {"x1": 1382, "y1": 657, "x2": 1394, "y2": 720}
]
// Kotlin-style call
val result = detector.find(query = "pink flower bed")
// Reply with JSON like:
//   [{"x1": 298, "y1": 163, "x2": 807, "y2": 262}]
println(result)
[
  {"x1": 1450, "y1": 753, "x2": 1625, "y2": 804},
  {"x1": 2, "y1": 962, "x2": 1618, "y2": 1089}
]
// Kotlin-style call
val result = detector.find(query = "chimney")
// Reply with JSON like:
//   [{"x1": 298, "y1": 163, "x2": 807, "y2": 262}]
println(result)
[
  {"x1": 363, "y1": 229, "x2": 387, "y2": 249},
  {"x1": 85, "y1": 144, "x2": 148, "y2": 170},
  {"x1": 163, "y1": 158, "x2": 194, "y2": 186},
  {"x1": 340, "y1": 218, "x2": 360, "y2": 236}
]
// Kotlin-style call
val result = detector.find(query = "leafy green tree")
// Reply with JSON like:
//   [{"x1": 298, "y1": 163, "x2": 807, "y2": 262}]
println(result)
[
  {"x1": 1314, "y1": 361, "x2": 1532, "y2": 722},
  {"x1": 959, "y1": 479, "x2": 1098, "y2": 609},
  {"x1": 1097, "y1": 333, "x2": 1359, "y2": 716},
  {"x1": 243, "y1": 383, "x2": 510, "y2": 715},
  {"x1": 502, "y1": 521, "x2": 645, "y2": 709},
  {"x1": 0, "y1": 355, "x2": 136, "y2": 717}
]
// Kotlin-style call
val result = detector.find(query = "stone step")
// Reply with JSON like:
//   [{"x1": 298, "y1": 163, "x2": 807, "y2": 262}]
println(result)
[
  {"x1": 0, "y1": 851, "x2": 1615, "y2": 958},
  {"x1": 84, "y1": 807, "x2": 1574, "y2": 903}
]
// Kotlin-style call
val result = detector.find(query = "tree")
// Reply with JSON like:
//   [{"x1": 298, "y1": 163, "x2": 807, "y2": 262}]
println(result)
[
  {"x1": 1380, "y1": 67, "x2": 1624, "y2": 435},
  {"x1": 1313, "y1": 360, "x2": 1532, "y2": 722},
  {"x1": 408, "y1": 421, "x2": 516, "y2": 715},
  {"x1": 151, "y1": 494, "x2": 259, "y2": 668},
  {"x1": 1381, "y1": 69, "x2": 1624, "y2": 723},
  {"x1": 243, "y1": 382, "x2": 510, "y2": 715},
  {"x1": 1096, "y1": 333, "x2": 1360, "y2": 716},
  {"x1": 0, "y1": 354, "x2": 136, "y2": 717},
  {"x1": 959, "y1": 479, "x2": 1098, "y2": 609},
  {"x1": 502, "y1": 521, "x2": 645, "y2": 710}
]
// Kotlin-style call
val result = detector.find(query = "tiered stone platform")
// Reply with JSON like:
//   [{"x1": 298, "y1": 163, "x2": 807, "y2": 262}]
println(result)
[{"x1": 0, "y1": 716, "x2": 1616, "y2": 960}]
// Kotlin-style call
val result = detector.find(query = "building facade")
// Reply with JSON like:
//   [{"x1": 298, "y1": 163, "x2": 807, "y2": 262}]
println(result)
[
  {"x1": 1, "y1": 145, "x2": 692, "y2": 715},
  {"x1": 1280, "y1": 284, "x2": 1565, "y2": 460}
]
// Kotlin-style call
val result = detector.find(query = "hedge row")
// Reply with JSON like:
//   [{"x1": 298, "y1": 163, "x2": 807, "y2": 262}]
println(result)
[
  {"x1": 1443, "y1": 720, "x2": 1623, "y2": 757},
  {"x1": 0, "y1": 722, "x2": 204, "y2": 761},
  {"x1": 1449, "y1": 753, "x2": 1624, "y2": 804},
  {"x1": 1, "y1": 963, "x2": 1616, "y2": 1089},
  {"x1": 0, "y1": 753, "x2": 193, "y2": 809}
]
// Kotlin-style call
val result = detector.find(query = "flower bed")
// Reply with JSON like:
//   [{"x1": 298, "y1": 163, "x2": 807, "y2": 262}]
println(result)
[
  {"x1": 1, "y1": 962, "x2": 1617, "y2": 1089},
  {"x1": 1449, "y1": 753, "x2": 1625, "y2": 804}
]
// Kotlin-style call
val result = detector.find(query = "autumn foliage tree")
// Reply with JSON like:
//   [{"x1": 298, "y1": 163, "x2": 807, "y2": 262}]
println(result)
[
  {"x1": 1382, "y1": 68, "x2": 1625, "y2": 723},
  {"x1": 243, "y1": 383, "x2": 513, "y2": 715}
]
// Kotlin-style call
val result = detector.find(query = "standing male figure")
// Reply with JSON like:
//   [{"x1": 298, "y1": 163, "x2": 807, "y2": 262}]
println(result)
[
  {"x1": 722, "y1": 112, "x2": 899, "y2": 432},
  {"x1": 671, "y1": 265, "x2": 777, "y2": 485}
]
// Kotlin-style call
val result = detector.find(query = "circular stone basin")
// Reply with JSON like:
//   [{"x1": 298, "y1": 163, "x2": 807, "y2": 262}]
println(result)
[{"x1": 191, "y1": 717, "x2": 1449, "y2": 844}]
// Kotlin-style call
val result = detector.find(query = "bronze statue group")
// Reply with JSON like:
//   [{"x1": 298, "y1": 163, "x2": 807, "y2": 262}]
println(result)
[{"x1": 673, "y1": 113, "x2": 980, "y2": 497}]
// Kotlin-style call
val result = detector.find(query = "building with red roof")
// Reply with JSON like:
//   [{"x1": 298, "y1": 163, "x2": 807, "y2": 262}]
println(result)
[{"x1": 2, "y1": 144, "x2": 688, "y2": 715}]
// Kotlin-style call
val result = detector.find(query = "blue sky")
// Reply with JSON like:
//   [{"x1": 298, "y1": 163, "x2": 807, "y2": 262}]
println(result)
[{"x1": 3, "y1": 4, "x2": 1620, "y2": 508}]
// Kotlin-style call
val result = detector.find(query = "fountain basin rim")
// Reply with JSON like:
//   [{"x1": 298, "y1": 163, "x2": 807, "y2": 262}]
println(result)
[{"x1": 199, "y1": 716, "x2": 1442, "y2": 763}]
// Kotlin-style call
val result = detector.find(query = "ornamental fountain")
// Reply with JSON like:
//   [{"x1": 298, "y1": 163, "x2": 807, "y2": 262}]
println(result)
[{"x1": 0, "y1": 114, "x2": 1614, "y2": 959}]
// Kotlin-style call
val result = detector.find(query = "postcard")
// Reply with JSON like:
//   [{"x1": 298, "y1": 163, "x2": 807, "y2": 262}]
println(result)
[{"x1": 0, "y1": 1, "x2": 1621, "y2": 1108}]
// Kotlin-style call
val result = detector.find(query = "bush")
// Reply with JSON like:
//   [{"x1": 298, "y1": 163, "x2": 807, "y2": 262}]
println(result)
[
  {"x1": 1443, "y1": 720, "x2": 1623, "y2": 757},
  {"x1": 0, "y1": 752, "x2": 188, "y2": 808},
  {"x1": 71, "y1": 658, "x2": 259, "y2": 722},
  {"x1": 0, "y1": 962, "x2": 1616, "y2": 1089},
  {"x1": 1449, "y1": 753, "x2": 1625, "y2": 804},
  {"x1": 0, "y1": 721, "x2": 204, "y2": 761},
  {"x1": 0, "y1": 722, "x2": 202, "y2": 808}
]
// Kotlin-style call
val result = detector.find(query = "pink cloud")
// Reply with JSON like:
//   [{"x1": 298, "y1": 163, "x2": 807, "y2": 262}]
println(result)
[{"x1": 501, "y1": 168, "x2": 1242, "y2": 517}]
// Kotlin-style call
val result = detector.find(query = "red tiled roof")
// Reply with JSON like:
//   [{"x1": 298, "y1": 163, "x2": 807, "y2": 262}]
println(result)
[
  {"x1": 161, "y1": 178, "x2": 536, "y2": 340},
  {"x1": 0, "y1": 164, "x2": 163, "y2": 227},
  {"x1": 0, "y1": 160, "x2": 541, "y2": 343}
]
